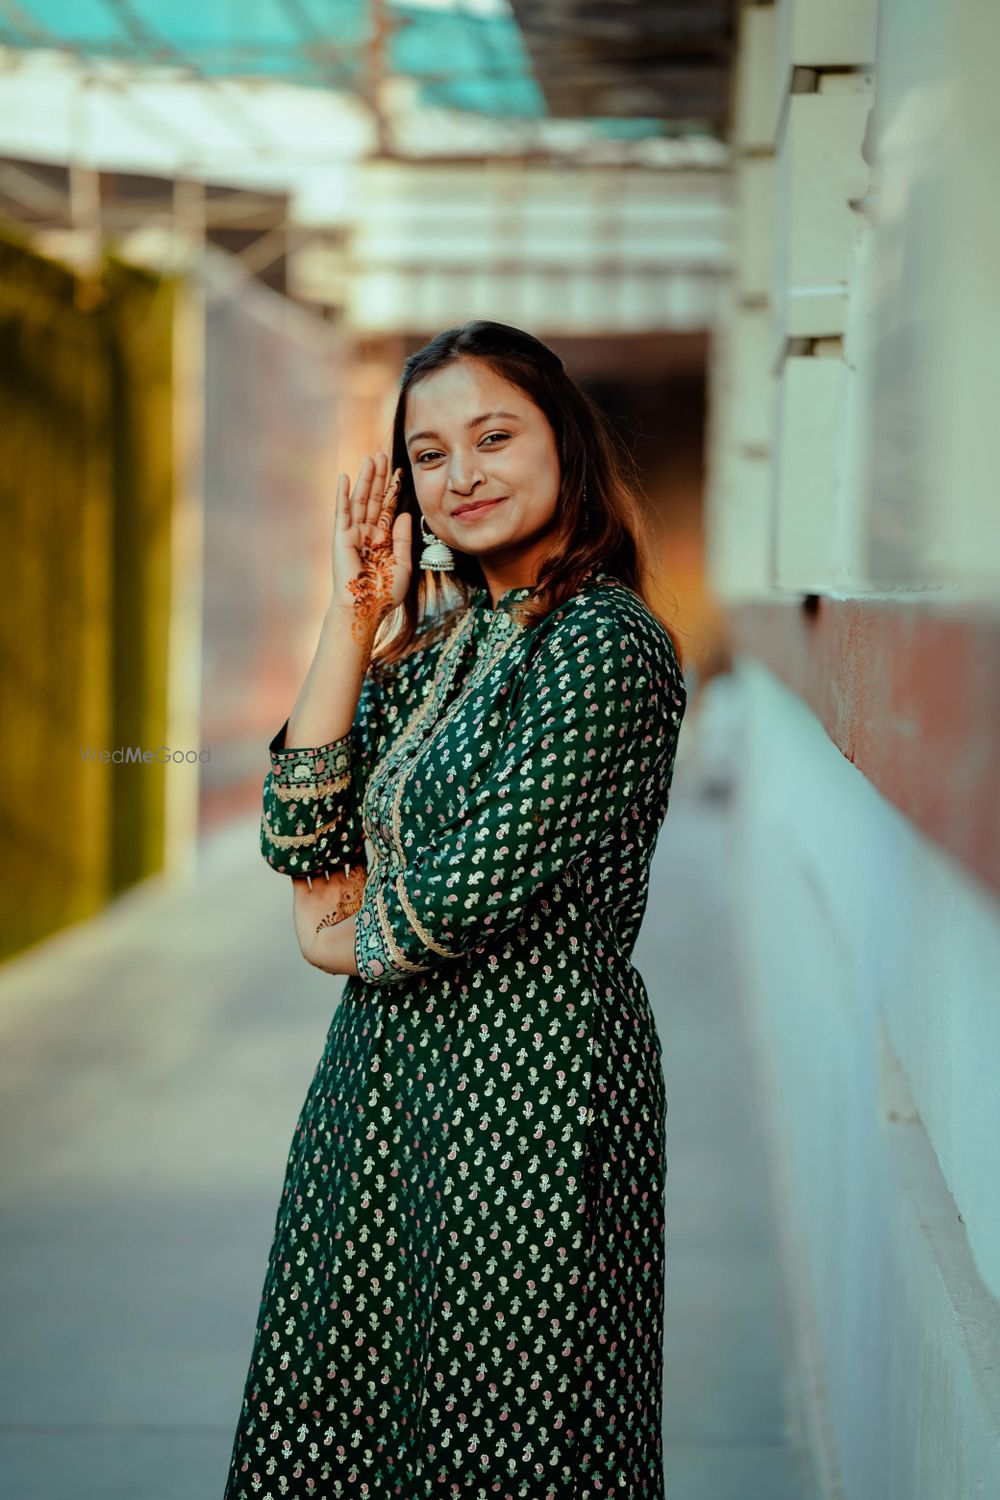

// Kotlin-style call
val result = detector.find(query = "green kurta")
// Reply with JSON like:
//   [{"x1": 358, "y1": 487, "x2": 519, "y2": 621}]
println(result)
[{"x1": 224, "y1": 566, "x2": 687, "y2": 1500}]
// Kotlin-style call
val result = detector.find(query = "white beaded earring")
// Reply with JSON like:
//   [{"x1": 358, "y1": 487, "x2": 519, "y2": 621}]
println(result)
[{"x1": 418, "y1": 513, "x2": 455, "y2": 571}]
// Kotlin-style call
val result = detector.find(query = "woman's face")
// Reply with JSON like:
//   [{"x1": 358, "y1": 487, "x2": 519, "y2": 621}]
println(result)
[{"x1": 403, "y1": 357, "x2": 562, "y2": 576}]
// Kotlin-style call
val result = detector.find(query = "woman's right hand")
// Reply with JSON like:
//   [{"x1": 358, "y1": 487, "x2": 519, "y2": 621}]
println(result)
[{"x1": 332, "y1": 451, "x2": 413, "y2": 645}]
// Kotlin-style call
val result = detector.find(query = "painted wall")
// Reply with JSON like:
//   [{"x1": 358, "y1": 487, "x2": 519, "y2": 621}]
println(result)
[{"x1": 705, "y1": 1, "x2": 1000, "y2": 1494}]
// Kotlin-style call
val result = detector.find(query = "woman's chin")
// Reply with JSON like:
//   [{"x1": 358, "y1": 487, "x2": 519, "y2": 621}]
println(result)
[{"x1": 449, "y1": 515, "x2": 518, "y2": 552}]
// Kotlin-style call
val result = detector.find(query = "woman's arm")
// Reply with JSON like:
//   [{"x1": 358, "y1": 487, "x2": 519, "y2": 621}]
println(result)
[
  {"x1": 260, "y1": 453, "x2": 408, "y2": 881},
  {"x1": 285, "y1": 598, "x2": 377, "y2": 751}
]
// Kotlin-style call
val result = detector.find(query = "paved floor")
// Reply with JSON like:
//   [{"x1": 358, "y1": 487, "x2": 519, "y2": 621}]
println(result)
[{"x1": 0, "y1": 745, "x2": 808, "y2": 1499}]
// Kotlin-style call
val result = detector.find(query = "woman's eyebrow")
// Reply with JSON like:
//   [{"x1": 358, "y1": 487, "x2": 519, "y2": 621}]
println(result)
[{"x1": 405, "y1": 409, "x2": 521, "y2": 447}]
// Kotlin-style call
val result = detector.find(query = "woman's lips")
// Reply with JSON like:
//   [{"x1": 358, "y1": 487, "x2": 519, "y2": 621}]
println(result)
[{"x1": 452, "y1": 496, "x2": 508, "y2": 520}]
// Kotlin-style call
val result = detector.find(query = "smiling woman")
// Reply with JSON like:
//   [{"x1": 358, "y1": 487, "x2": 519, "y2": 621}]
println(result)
[
  {"x1": 223, "y1": 320, "x2": 687, "y2": 1500},
  {"x1": 360, "y1": 321, "x2": 687, "y2": 663},
  {"x1": 402, "y1": 362, "x2": 564, "y2": 599}
]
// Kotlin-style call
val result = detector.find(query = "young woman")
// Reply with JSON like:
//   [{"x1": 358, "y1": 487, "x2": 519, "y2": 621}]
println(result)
[{"x1": 223, "y1": 320, "x2": 688, "y2": 1500}]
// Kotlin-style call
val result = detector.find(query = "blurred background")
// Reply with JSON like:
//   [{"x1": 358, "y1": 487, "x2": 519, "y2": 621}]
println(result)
[{"x1": 1, "y1": 2, "x2": 998, "y2": 1498}]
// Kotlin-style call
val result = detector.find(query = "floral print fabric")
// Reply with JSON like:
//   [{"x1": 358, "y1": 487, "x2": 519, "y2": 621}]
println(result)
[{"x1": 224, "y1": 568, "x2": 687, "y2": 1500}]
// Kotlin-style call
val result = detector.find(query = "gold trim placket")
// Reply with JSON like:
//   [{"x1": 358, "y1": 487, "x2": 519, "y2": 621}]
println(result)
[{"x1": 364, "y1": 603, "x2": 527, "y2": 964}]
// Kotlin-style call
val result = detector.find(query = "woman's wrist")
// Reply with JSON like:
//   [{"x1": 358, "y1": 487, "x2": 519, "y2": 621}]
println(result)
[
  {"x1": 285, "y1": 607, "x2": 372, "y2": 749},
  {"x1": 324, "y1": 599, "x2": 380, "y2": 650}
]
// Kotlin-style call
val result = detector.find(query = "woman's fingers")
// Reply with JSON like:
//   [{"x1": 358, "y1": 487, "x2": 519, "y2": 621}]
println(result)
[
  {"x1": 345, "y1": 451, "x2": 392, "y2": 540},
  {"x1": 347, "y1": 453, "x2": 375, "y2": 540},
  {"x1": 336, "y1": 472, "x2": 352, "y2": 533},
  {"x1": 340, "y1": 451, "x2": 400, "y2": 550},
  {"x1": 349, "y1": 453, "x2": 375, "y2": 509},
  {"x1": 364, "y1": 451, "x2": 389, "y2": 530},
  {"x1": 376, "y1": 466, "x2": 403, "y2": 537},
  {"x1": 391, "y1": 506, "x2": 412, "y2": 566}
]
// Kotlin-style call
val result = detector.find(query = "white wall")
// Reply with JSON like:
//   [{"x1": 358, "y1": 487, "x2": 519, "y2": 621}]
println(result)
[
  {"x1": 708, "y1": 0, "x2": 1000, "y2": 602},
  {"x1": 722, "y1": 657, "x2": 1000, "y2": 1499}
]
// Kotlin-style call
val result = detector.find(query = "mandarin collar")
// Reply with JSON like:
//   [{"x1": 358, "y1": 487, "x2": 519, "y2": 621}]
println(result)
[{"x1": 470, "y1": 581, "x2": 536, "y2": 615}]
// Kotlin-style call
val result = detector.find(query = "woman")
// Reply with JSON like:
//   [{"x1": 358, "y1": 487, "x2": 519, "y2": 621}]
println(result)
[{"x1": 224, "y1": 320, "x2": 687, "y2": 1500}]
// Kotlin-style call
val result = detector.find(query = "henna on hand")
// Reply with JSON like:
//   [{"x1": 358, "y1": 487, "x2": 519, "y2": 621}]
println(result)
[
  {"x1": 315, "y1": 864, "x2": 368, "y2": 931},
  {"x1": 346, "y1": 466, "x2": 403, "y2": 647}
]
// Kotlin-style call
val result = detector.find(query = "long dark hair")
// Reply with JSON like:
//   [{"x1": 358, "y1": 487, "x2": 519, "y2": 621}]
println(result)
[{"x1": 370, "y1": 319, "x2": 685, "y2": 671}]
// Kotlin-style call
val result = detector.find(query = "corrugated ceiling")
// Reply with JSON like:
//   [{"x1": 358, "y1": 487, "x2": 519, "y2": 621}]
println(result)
[{"x1": 0, "y1": 0, "x2": 730, "y2": 136}]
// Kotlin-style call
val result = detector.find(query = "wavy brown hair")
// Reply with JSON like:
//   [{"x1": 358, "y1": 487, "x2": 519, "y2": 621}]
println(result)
[{"x1": 370, "y1": 320, "x2": 685, "y2": 673}]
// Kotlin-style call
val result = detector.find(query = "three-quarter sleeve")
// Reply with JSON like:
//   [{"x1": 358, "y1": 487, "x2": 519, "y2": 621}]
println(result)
[
  {"x1": 259, "y1": 670, "x2": 383, "y2": 879},
  {"x1": 260, "y1": 726, "x2": 363, "y2": 879},
  {"x1": 353, "y1": 601, "x2": 683, "y2": 985}
]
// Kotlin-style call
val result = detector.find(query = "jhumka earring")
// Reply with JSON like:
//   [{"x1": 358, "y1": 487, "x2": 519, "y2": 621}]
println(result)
[{"x1": 418, "y1": 513, "x2": 455, "y2": 571}]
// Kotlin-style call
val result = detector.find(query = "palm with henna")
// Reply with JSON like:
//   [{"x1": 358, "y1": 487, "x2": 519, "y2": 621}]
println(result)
[{"x1": 334, "y1": 450, "x2": 413, "y2": 645}]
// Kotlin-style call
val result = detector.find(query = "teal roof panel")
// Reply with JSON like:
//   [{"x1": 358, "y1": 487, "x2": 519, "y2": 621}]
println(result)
[{"x1": 0, "y1": 0, "x2": 667, "y2": 130}]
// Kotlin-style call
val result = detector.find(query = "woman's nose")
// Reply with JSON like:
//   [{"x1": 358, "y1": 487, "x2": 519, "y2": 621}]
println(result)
[{"x1": 447, "y1": 453, "x2": 487, "y2": 493}]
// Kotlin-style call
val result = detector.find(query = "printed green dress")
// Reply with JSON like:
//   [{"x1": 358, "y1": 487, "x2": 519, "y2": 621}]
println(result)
[{"x1": 223, "y1": 566, "x2": 687, "y2": 1500}]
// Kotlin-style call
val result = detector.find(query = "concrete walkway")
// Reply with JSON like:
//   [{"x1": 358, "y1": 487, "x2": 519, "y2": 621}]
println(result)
[
  {"x1": 645, "y1": 761, "x2": 810, "y2": 1499},
  {"x1": 0, "y1": 745, "x2": 809, "y2": 1499}
]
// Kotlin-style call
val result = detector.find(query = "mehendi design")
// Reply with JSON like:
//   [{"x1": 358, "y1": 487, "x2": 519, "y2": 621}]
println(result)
[
  {"x1": 314, "y1": 864, "x2": 368, "y2": 930},
  {"x1": 346, "y1": 464, "x2": 403, "y2": 646}
]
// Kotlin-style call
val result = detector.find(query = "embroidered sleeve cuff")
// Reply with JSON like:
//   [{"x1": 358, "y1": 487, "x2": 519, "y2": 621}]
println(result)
[
  {"x1": 353, "y1": 865, "x2": 457, "y2": 985},
  {"x1": 259, "y1": 718, "x2": 367, "y2": 878}
]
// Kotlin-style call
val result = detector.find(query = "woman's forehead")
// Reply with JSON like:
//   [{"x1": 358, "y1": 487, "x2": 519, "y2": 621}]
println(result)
[{"x1": 407, "y1": 360, "x2": 527, "y2": 415}]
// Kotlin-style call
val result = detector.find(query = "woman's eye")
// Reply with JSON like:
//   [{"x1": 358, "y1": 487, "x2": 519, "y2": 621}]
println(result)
[{"x1": 415, "y1": 433, "x2": 509, "y2": 464}]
